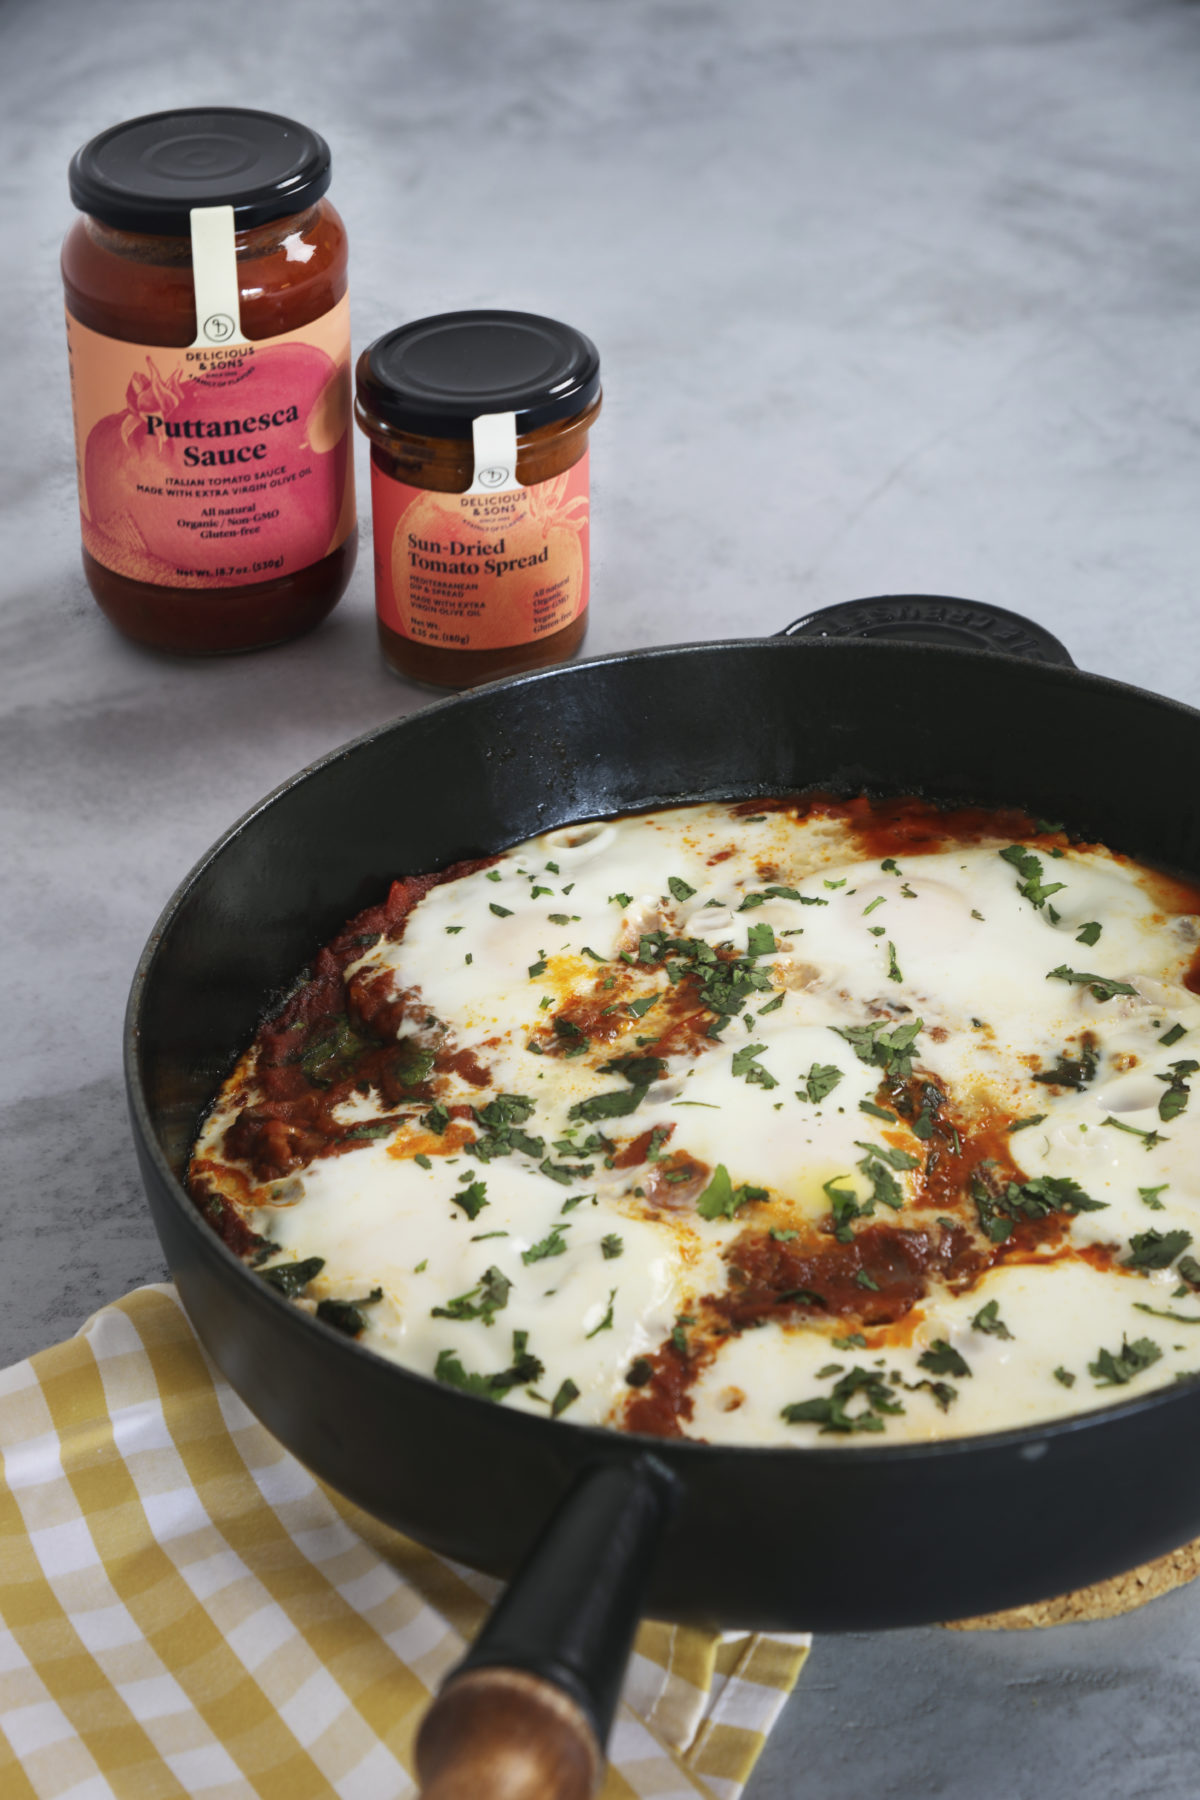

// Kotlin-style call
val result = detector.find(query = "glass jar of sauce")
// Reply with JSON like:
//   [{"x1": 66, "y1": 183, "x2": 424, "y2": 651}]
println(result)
[
  {"x1": 355, "y1": 311, "x2": 600, "y2": 688},
  {"x1": 63, "y1": 107, "x2": 356, "y2": 655}
]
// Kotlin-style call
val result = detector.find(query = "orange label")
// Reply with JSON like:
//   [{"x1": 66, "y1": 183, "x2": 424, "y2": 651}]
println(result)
[
  {"x1": 371, "y1": 453, "x2": 589, "y2": 650},
  {"x1": 65, "y1": 294, "x2": 354, "y2": 588}
]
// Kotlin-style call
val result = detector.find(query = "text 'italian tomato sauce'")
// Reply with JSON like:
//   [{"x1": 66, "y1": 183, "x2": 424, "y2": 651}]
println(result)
[
  {"x1": 63, "y1": 107, "x2": 356, "y2": 654},
  {"x1": 355, "y1": 310, "x2": 600, "y2": 689}
]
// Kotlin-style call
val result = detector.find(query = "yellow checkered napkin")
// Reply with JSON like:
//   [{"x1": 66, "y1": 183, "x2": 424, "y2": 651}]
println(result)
[{"x1": 0, "y1": 1286, "x2": 809, "y2": 1799}]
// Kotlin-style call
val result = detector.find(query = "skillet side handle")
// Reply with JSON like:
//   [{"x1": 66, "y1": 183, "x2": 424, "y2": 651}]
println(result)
[
  {"x1": 778, "y1": 594, "x2": 1076, "y2": 667},
  {"x1": 416, "y1": 1456, "x2": 676, "y2": 1800}
]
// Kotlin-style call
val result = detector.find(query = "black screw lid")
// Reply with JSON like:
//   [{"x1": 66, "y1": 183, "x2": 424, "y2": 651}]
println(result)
[
  {"x1": 357, "y1": 311, "x2": 601, "y2": 439},
  {"x1": 69, "y1": 107, "x2": 332, "y2": 236}
]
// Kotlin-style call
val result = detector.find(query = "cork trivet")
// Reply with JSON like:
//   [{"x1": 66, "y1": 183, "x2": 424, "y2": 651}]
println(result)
[{"x1": 945, "y1": 1537, "x2": 1200, "y2": 1630}]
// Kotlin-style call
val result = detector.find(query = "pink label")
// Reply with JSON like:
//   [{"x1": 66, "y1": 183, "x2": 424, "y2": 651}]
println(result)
[
  {"x1": 371, "y1": 452, "x2": 589, "y2": 650},
  {"x1": 66, "y1": 294, "x2": 354, "y2": 588}
]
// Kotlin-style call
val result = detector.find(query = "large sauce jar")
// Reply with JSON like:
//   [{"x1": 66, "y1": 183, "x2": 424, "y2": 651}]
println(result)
[
  {"x1": 355, "y1": 311, "x2": 600, "y2": 688},
  {"x1": 63, "y1": 107, "x2": 356, "y2": 655}
]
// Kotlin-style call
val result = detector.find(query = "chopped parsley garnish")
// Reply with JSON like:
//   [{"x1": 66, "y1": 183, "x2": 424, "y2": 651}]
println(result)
[
  {"x1": 858, "y1": 1099, "x2": 896, "y2": 1122},
  {"x1": 1007, "y1": 1113, "x2": 1048, "y2": 1133},
  {"x1": 746, "y1": 922, "x2": 776, "y2": 958},
  {"x1": 1157, "y1": 1059, "x2": 1199, "y2": 1122},
  {"x1": 918, "y1": 1340, "x2": 972, "y2": 1378},
  {"x1": 731, "y1": 1041, "x2": 778, "y2": 1090},
  {"x1": 628, "y1": 995, "x2": 659, "y2": 1018},
  {"x1": 414, "y1": 1153, "x2": 432, "y2": 1169},
  {"x1": 738, "y1": 885, "x2": 818, "y2": 911},
  {"x1": 431, "y1": 1265, "x2": 512, "y2": 1326},
  {"x1": 1179, "y1": 1256, "x2": 1200, "y2": 1290},
  {"x1": 625, "y1": 1357, "x2": 654, "y2": 1387},
  {"x1": 854, "y1": 1270, "x2": 880, "y2": 1290},
  {"x1": 551, "y1": 1379, "x2": 581, "y2": 1417},
  {"x1": 489, "y1": 902, "x2": 513, "y2": 918},
  {"x1": 570, "y1": 1086, "x2": 647, "y2": 1123},
  {"x1": 769, "y1": 1227, "x2": 798, "y2": 1242},
  {"x1": 580, "y1": 945, "x2": 606, "y2": 962},
  {"x1": 781, "y1": 1365, "x2": 904, "y2": 1434},
  {"x1": 445, "y1": 925, "x2": 463, "y2": 935},
  {"x1": 1124, "y1": 1228, "x2": 1192, "y2": 1271},
  {"x1": 1139, "y1": 1185, "x2": 1168, "y2": 1210},
  {"x1": 886, "y1": 941, "x2": 903, "y2": 983},
  {"x1": 1134, "y1": 1302, "x2": 1200, "y2": 1324},
  {"x1": 1160, "y1": 1023, "x2": 1187, "y2": 1047},
  {"x1": 1101, "y1": 1115, "x2": 1165, "y2": 1148},
  {"x1": 421, "y1": 1101, "x2": 451, "y2": 1134},
  {"x1": 539, "y1": 1158, "x2": 590, "y2": 1185},
  {"x1": 486, "y1": 870, "x2": 502, "y2": 881},
  {"x1": 800, "y1": 1063, "x2": 843, "y2": 1104},
  {"x1": 602, "y1": 1053, "x2": 667, "y2": 1087},
  {"x1": 342, "y1": 1120, "x2": 399, "y2": 1142},
  {"x1": 1089, "y1": 1336, "x2": 1162, "y2": 1387},
  {"x1": 435, "y1": 1333, "x2": 544, "y2": 1401},
  {"x1": 259, "y1": 1256, "x2": 325, "y2": 1298},
  {"x1": 758, "y1": 992, "x2": 785, "y2": 1015},
  {"x1": 1053, "y1": 1366, "x2": 1076, "y2": 1388},
  {"x1": 863, "y1": 896, "x2": 885, "y2": 916},
  {"x1": 586, "y1": 1288, "x2": 617, "y2": 1337},
  {"x1": 971, "y1": 1299, "x2": 1013, "y2": 1340},
  {"x1": 668, "y1": 876, "x2": 696, "y2": 902},
  {"x1": 855, "y1": 1139, "x2": 919, "y2": 1171},
  {"x1": 528, "y1": 956, "x2": 548, "y2": 977},
  {"x1": 971, "y1": 1168, "x2": 1107, "y2": 1243},
  {"x1": 601, "y1": 1233, "x2": 624, "y2": 1259},
  {"x1": 696, "y1": 1163, "x2": 769, "y2": 1220},
  {"x1": 1075, "y1": 921, "x2": 1102, "y2": 947},
  {"x1": 833, "y1": 1016, "x2": 923, "y2": 1079},
  {"x1": 1046, "y1": 965, "x2": 1137, "y2": 1002},
  {"x1": 999, "y1": 843, "x2": 1066, "y2": 911},
  {"x1": 314, "y1": 1287, "x2": 383, "y2": 1338},
  {"x1": 523, "y1": 1223, "x2": 571, "y2": 1264},
  {"x1": 610, "y1": 892, "x2": 633, "y2": 908},
  {"x1": 452, "y1": 1179, "x2": 489, "y2": 1220},
  {"x1": 880, "y1": 858, "x2": 901, "y2": 875}
]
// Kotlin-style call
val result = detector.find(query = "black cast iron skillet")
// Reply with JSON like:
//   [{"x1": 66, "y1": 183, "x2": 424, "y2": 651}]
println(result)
[{"x1": 127, "y1": 597, "x2": 1200, "y2": 1797}]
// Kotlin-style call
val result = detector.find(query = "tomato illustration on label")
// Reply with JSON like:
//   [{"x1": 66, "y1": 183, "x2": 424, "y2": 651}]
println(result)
[
  {"x1": 67, "y1": 299, "x2": 353, "y2": 589},
  {"x1": 373, "y1": 453, "x2": 590, "y2": 652}
]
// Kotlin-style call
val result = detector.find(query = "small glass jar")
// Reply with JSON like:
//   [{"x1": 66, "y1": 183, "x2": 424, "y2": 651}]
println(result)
[
  {"x1": 63, "y1": 107, "x2": 356, "y2": 656},
  {"x1": 355, "y1": 311, "x2": 600, "y2": 689}
]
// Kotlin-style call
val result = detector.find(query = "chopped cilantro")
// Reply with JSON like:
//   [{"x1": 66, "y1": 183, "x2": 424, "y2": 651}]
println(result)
[
  {"x1": 1007, "y1": 1113, "x2": 1047, "y2": 1133},
  {"x1": 432, "y1": 1265, "x2": 512, "y2": 1326},
  {"x1": 1160, "y1": 1023, "x2": 1187, "y2": 1047},
  {"x1": 668, "y1": 876, "x2": 696, "y2": 902},
  {"x1": 858, "y1": 1099, "x2": 897, "y2": 1122},
  {"x1": 1139, "y1": 1185, "x2": 1168, "y2": 1210},
  {"x1": 971, "y1": 1299, "x2": 1013, "y2": 1340},
  {"x1": 696, "y1": 1163, "x2": 769, "y2": 1220},
  {"x1": 414, "y1": 1153, "x2": 432, "y2": 1169},
  {"x1": 435, "y1": 1334, "x2": 544, "y2": 1401},
  {"x1": 522, "y1": 1223, "x2": 571, "y2": 1264},
  {"x1": 1101, "y1": 1114, "x2": 1165, "y2": 1148},
  {"x1": 1158, "y1": 1059, "x2": 1199, "y2": 1122},
  {"x1": 731, "y1": 1041, "x2": 778, "y2": 1090},
  {"x1": 610, "y1": 892, "x2": 633, "y2": 908},
  {"x1": 758, "y1": 992, "x2": 785, "y2": 1015},
  {"x1": 489, "y1": 902, "x2": 513, "y2": 918},
  {"x1": 259, "y1": 1256, "x2": 325, "y2": 1299},
  {"x1": 834, "y1": 1016, "x2": 923, "y2": 1079},
  {"x1": 1124, "y1": 1228, "x2": 1193, "y2": 1271},
  {"x1": 1076, "y1": 921, "x2": 1102, "y2": 947},
  {"x1": 781, "y1": 1365, "x2": 903, "y2": 1433},
  {"x1": 999, "y1": 843, "x2": 1067, "y2": 911},
  {"x1": 769, "y1": 1227, "x2": 798, "y2": 1242},
  {"x1": 746, "y1": 922, "x2": 777, "y2": 958},
  {"x1": 863, "y1": 896, "x2": 885, "y2": 916},
  {"x1": 601, "y1": 1234, "x2": 624, "y2": 1259},
  {"x1": 586, "y1": 1288, "x2": 617, "y2": 1338},
  {"x1": 1053, "y1": 1366, "x2": 1076, "y2": 1387},
  {"x1": 886, "y1": 940, "x2": 903, "y2": 983},
  {"x1": 452, "y1": 1180, "x2": 489, "y2": 1220},
  {"x1": 1046, "y1": 965, "x2": 1137, "y2": 1002},
  {"x1": 918, "y1": 1340, "x2": 972, "y2": 1378},
  {"x1": 1089, "y1": 1336, "x2": 1162, "y2": 1387},
  {"x1": 800, "y1": 1063, "x2": 843, "y2": 1104},
  {"x1": 528, "y1": 957, "x2": 548, "y2": 977}
]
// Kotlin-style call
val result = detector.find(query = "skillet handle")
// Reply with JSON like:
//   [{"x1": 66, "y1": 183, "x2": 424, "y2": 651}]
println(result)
[
  {"x1": 779, "y1": 593, "x2": 1076, "y2": 666},
  {"x1": 416, "y1": 1456, "x2": 675, "y2": 1799}
]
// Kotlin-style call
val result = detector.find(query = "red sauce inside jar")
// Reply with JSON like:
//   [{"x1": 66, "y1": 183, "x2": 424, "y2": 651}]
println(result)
[{"x1": 62, "y1": 108, "x2": 356, "y2": 655}]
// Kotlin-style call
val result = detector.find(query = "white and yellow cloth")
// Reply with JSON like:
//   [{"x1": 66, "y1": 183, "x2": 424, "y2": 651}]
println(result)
[{"x1": 0, "y1": 1287, "x2": 809, "y2": 1798}]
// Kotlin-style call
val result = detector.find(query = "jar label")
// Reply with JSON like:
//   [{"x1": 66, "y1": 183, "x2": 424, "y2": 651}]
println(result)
[
  {"x1": 65, "y1": 293, "x2": 354, "y2": 589},
  {"x1": 371, "y1": 452, "x2": 590, "y2": 651}
]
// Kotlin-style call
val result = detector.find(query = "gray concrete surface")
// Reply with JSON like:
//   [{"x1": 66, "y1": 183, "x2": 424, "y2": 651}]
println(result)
[{"x1": 4, "y1": 0, "x2": 1200, "y2": 1792}]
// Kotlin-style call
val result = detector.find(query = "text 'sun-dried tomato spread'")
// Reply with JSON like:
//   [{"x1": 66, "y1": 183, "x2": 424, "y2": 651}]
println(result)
[
  {"x1": 63, "y1": 108, "x2": 356, "y2": 655},
  {"x1": 355, "y1": 311, "x2": 600, "y2": 689}
]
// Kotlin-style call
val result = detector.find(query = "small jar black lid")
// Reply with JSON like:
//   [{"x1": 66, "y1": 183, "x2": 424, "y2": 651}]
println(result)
[
  {"x1": 69, "y1": 107, "x2": 332, "y2": 236},
  {"x1": 357, "y1": 311, "x2": 601, "y2": 439}
]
